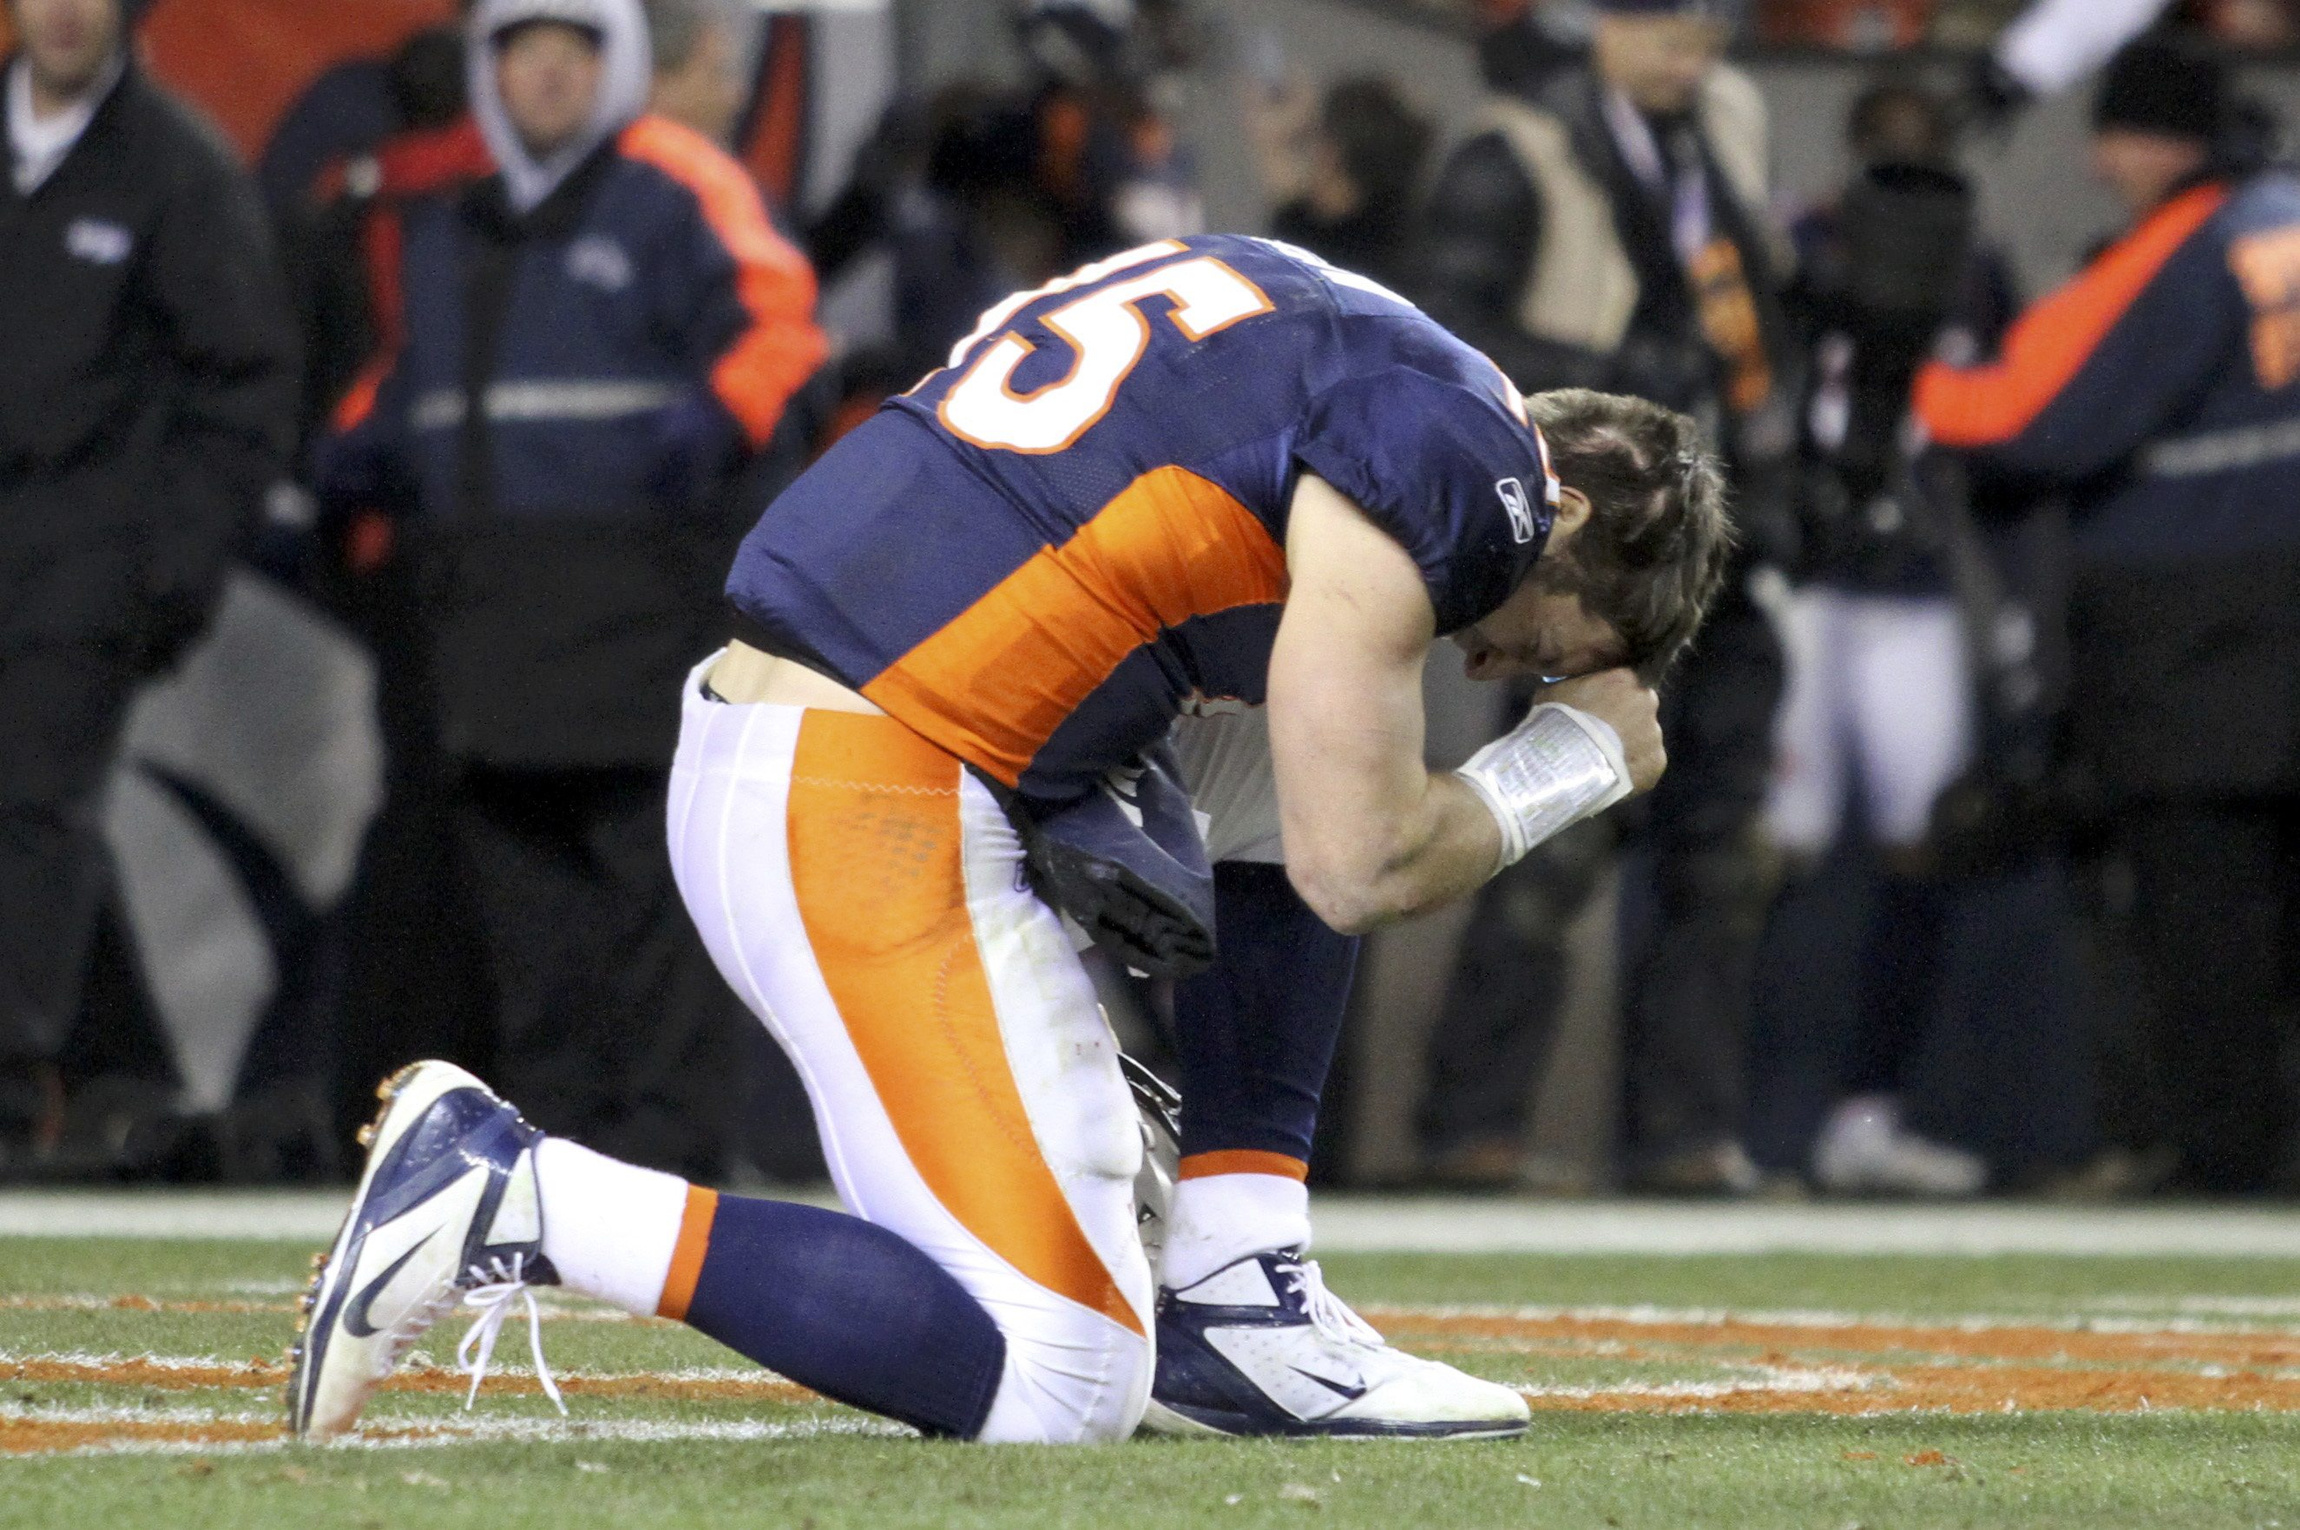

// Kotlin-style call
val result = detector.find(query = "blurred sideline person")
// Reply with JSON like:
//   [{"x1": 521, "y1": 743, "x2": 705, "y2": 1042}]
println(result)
[
  {"x1": 645, "y1": 0, "x2": 747, "y2": 147},
  {"x1": 1917, "y1": 32, "x2": 2300, "y2": 1192},
  {"x1": 1413, "y1": 0, "x2": 1792, "y2": 1194},
  {"x1": 316, "y1": 0, "x2": 827, "y2": 1179},
  {"x1": 1244, "y1": 73, "x2": 1432, "y2": 295},
  {"x1": 0, "y1": 0, "x2": 297, "y2": 1161},
  {"x1": 291, "y1": 18, "x2": 486, "y2": 444},
  {"x1": 287, "y1": 17, "x2": 499, "y2": 1148},
  {"x1": 1765, "y1": 80, "x2": 2011, "y2": 1196},
  {"x1": 291, "y1": 236, "x2": 1733, "y2": 1446},
  {"x1": 806, "y1": 0, "x2": 1203, "y2": 386}
]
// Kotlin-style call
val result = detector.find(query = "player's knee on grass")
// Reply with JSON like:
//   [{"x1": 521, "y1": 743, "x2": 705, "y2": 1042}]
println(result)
[
  {"x1": 975, "y1": 1316, "x2": 1154, "y2": 1444},
  {"x1": 968, "y1": 1127, "x2": 1155, "y2": 1443}
]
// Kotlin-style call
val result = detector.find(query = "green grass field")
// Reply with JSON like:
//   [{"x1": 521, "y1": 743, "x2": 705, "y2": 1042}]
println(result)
[{"x1": 2, "y1": 1213, "x2": 2299, "y2": 1529}]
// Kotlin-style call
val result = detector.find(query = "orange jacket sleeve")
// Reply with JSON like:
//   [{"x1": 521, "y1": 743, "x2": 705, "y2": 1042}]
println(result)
[{"x1": 620, "y1": 115, "x2": 832, "y2": 449}]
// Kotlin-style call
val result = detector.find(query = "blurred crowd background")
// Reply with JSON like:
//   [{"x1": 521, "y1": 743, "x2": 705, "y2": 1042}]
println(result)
[{"x1": 6, "y1": 0, "x2": 2300, "y2": 1200}]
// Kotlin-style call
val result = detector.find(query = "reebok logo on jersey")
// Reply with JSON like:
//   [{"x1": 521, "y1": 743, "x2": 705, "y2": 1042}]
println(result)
[{"x1": 1496, "y1": 477, "x2": 1536, "y2": 544}]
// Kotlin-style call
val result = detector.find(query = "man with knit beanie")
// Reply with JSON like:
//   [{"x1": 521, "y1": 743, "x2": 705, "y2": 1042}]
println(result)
[{"x1": 1917, "y1": 30, "x2": 2300, "y2": 1192}]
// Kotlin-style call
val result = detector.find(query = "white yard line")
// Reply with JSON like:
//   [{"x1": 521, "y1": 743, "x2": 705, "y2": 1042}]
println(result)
[
  {"x1": 2, "y1": 1190, "x2": 2299, "y2": 1257},
  {"x1": 0, "y1": 1401, "x2": 909, "y2": 1458},
  {"x1": 1516, "y1": 1366, "x2": 1880, "y2": 1400}
]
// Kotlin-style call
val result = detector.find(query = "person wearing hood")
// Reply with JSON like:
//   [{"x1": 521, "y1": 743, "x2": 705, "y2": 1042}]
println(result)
[
  {"x1": 318, "y1": 0, "x2": 828, "y2": 1180},
  {"x1": 1916, "y1": 31, "x2": 2300, "y2": 1192},
  {"x1": 0, "y1": 0, "x2": 298, "y2": 1163}
]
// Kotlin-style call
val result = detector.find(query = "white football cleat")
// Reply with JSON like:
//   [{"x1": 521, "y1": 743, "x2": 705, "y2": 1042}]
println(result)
[
  {"x1": 1142, "y1": 1249, "x2": 1530, "y2": 1439},
  {"x1": 287, "y1": 1060, "x2": 562, "y2": 1440}
]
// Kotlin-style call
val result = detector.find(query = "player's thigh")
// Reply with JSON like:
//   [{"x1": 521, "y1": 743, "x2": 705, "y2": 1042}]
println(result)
[
  {"x1": 1843, "y1": 595, "x2": 1970, "y2": 849},
  {"x1": 667, "y1": 685, "x2": 1151, "y2": 1436},
  {"x1": 1762, "y1": 588, "x2": 1846, "y2": 855}
]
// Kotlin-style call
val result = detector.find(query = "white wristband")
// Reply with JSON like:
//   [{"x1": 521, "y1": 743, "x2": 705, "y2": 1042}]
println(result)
[{"x1": 1453, "y1": 703, "x2": 1633, "y2": 873}]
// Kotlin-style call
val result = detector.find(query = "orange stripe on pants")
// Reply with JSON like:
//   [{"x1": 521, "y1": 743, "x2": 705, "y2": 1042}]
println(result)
[{"x1": 783, "y1": 711, "x2": 1143, "y2": 1336}]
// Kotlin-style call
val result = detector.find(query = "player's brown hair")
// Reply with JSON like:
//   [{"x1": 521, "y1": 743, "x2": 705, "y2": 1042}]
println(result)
[{"x1": 1528, "y1": 388, "x2": 1734, "y2": 682}]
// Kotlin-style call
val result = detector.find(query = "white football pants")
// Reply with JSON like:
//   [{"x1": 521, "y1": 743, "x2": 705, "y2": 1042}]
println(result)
[{"x1": 666, "y1": 660, "x2": 1153, "y2": 1443}]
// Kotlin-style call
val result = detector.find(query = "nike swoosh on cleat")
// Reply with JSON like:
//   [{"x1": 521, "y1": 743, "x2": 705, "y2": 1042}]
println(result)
[
  {"x1": 1289, "y1": 1366, "x2": 1368, "y2": 1401},
  {"x1": 341, "y1": 1233, "x2": 435, "y2": 1339}
]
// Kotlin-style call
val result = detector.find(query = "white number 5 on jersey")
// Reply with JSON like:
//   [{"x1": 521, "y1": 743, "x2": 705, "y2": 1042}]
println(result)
[{"x1": 938, "y1": 242, "x2": 1274, "y2": 454}]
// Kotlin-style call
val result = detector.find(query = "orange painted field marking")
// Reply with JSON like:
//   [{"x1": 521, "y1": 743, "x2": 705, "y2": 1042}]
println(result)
[
  {"x1": 6, "y1": 1296, "x2": 2300, "y2": 1457},
  {"x1": 0, "y1": 1416, "x2": 280, "y2": 1454},
  {"x1": 1359, "y1": 1307, "x2": 2300, "y2": 1369},
  {"x1": 1523, "y1": 1365, "x2": 2300, "y2": 1415}
]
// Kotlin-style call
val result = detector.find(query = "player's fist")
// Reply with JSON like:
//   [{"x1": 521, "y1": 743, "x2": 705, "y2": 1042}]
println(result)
[{"x1": 1540, "y1": 668, "x2": 1665, "y2": 795}]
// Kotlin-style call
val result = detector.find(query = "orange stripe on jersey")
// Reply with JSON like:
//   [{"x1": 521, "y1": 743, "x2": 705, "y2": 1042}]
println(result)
[
  {"x1": 1177, "y1": 1150, "x2": 1309, "y2": 1182},
  {"x1": 618, "y1": 115, "x2": 830, "y2": 447},
  {"x1": 654, "y1": 1185, "x2": 720, "y2": 1321},
  {"x1": 785, "y1": 712, "x2": 1145, "y2": 1336},
  {"x1": 1915, "y1": 184, "x2": 2227, "y2": 447},
  {"x1": 861, "y1": 467, "x2": 1289, "y2": 787}
]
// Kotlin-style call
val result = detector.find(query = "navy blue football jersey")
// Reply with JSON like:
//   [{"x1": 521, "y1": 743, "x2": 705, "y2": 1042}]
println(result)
[{"x1": 726, "y1": 234, "x2": 1561, "y2": 800}]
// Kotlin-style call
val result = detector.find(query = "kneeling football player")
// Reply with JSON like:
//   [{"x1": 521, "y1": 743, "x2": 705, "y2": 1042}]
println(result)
[{"x1": 290, "y1": 236, "x2": 1730, "y2": 1443}]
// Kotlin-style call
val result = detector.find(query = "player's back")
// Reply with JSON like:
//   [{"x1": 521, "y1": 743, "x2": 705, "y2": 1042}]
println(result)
[{"x1": 727, "y1": 234, "x2": 1555, "y2": 803}]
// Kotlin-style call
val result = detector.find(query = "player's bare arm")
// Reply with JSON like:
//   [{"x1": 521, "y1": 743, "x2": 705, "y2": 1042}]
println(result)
[{"x1": 1270, "y1": 474, "x2": 1665, "y2": 935}]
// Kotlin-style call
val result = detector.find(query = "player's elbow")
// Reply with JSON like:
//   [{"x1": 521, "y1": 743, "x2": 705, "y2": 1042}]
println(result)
[{"x1": 1285, "y1": 848, "x2": 1410, "y2": 936}]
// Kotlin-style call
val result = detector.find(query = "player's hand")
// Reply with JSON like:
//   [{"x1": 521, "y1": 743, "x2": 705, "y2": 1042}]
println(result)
[{"x1": 1538, "y1": 668, "x2": 1665, "y2": 796}]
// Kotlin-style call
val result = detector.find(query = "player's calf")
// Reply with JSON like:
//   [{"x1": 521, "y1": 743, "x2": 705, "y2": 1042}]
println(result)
[{"x1": 293, "y1": 1062, "x2": 1123, "y2": 1443}]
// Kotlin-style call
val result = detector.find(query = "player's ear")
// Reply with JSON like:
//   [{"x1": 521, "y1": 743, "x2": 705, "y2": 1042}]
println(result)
[{"x1": 1548, "y1": 485, "x2": 1594, "y2": 550}]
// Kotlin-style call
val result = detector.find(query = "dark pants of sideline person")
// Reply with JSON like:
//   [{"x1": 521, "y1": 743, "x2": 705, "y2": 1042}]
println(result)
[
  {"x1": 1420, "y1": 600, "x2": 1784, "y2": 1174},
  {"x1": 0, "y1": 646, "x2": 142, "y2": 1104},
  {"x1": 452, "y1": 766, "x2": 740, "y2": 1183},
  {"x1": 2118, "y1": 798, "x2": 2300, "y2": 1192}
]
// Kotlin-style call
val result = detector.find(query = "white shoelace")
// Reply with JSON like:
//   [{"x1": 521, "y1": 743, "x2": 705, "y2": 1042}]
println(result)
[
  {"x1": 1277, "y1": 1257, "x2": 1386, "y2": 1350},
  {"x1": 456, "y1": 1252, "x2": 565, "y2": 1414}
]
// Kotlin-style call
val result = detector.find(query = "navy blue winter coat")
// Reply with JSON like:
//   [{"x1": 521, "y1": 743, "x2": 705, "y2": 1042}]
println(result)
[{"x1": 321, "y1": 115, "x2": 826, "y2": 766}]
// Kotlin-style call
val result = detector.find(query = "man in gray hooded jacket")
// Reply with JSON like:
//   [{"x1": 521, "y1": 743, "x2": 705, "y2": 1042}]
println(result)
[{"x1": 319, "y1": 0, "x2": 826, "y2": 1177}]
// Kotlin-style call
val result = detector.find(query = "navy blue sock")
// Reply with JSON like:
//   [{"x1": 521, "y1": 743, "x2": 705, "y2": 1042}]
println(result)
[
  {"x1": 678, "y1": 1193, "x2": 1006, "y2": 1438},
  {"x1": 1171, "y1": 861, "x2": 1360, "y2": 1164}
]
